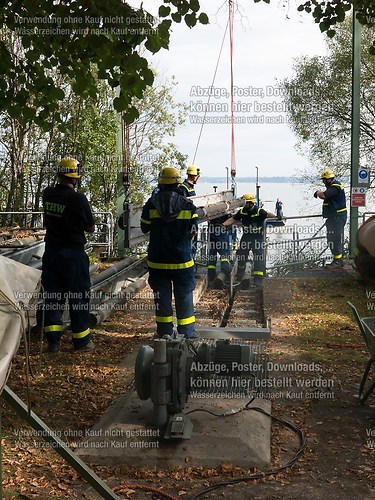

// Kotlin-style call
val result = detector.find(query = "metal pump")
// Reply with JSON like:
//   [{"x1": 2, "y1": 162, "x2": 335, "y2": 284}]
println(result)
[{"x1": 135, "y1": 335, "x2": 258, "y2": 439}]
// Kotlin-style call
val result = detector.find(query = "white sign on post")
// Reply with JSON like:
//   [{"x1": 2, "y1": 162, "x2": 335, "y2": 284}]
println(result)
[{"x1": 358, "y1": 168, "x2": 370, "y2": 186}]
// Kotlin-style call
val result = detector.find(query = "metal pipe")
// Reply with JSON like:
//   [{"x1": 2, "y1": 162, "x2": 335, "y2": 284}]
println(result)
[
  {"x1": 0, "y1": 240, "x2": 45, "y2": 265},
  {"x1": 90, "y1": 256, "x2": 139, "y2": 287},
  {"x1": 152, "y1": 339, "x2": 168, "y2": 429},
  {"x1": 2, "y1": 385, "x2": 120, "y2": 500},
  {"x1": 89, "y1": 276, "x2": 148, "y2": 327},
  {"x1": 196, "y1": 198, "x2": 243, "y2": 222}
]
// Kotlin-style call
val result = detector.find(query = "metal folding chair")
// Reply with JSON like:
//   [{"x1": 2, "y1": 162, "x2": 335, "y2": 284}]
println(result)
[{"x1": 347, "y1": 301, "x2": 375, "y2": 404}]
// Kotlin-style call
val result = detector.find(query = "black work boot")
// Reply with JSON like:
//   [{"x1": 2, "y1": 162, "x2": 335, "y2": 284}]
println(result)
[{"x1": 47, "y1": 342, "x2": 60, "y2": 353}]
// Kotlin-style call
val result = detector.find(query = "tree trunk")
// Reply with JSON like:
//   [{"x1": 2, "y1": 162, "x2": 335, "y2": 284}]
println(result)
[{"x1": 3, "y1": 119, "x2": 26, "y2": 225}]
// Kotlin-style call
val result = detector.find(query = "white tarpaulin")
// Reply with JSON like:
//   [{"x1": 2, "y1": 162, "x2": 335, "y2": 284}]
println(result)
[{"x1": 0, "y1": 255, "x2": 41, "y2": 394}]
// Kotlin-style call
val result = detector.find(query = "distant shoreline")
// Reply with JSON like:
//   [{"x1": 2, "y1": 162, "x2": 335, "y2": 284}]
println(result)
[{"x1": 200, "y1": 177, "x2": 301, "y2": 183}]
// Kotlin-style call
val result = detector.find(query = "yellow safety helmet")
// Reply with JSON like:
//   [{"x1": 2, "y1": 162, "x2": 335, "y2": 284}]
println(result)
[
  {"x1": 158, "y1": 166, "x2": 182, "y2": 185},
  {"x1": 243, "y1": 193, "x2": 257, "y2": 203},
  {"x1": 57, "y1": 158, "x2": 82, "y2": 179},
  {"x1": 187, "y1": 165, "x2": 200, "y2": 176},
  {"x1": 320, "y1": 168, "x2": 335, "y2": 180}
]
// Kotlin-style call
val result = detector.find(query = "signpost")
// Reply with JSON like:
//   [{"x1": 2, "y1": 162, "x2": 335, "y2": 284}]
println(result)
[{"x1": 349, "y1": 13, "x2": 362, "y2": 256}]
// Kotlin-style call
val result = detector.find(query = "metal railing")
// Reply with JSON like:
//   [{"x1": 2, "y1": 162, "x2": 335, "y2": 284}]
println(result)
[
  {"x1": 0, "y1": 211, "x2": 115, "y2": 257},
  {"x1": 361, "y1": 212, "x2": 375, "y2": 223},
  {"x1": 195, "y1": 222, "x2": 237, "y2": 268},
  {"x1": 0, "y1": 211, "x2": 44, "y2": 228},
  {"x1": 195, "y1": 214, "x2": 333, "y2": 275},
  {"x1": 88, "y1": 211, "x2": 115, "y2": 257},
  {"x1": 3, "y1": 207, "x2": 368, "y2": 265},
  {"x1": 264, "y1": 214, "x2": 333, "y2": 275}
]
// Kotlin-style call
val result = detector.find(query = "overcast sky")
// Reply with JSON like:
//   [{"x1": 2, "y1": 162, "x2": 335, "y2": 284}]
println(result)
[{"x1": 130, "y1": 0, "x2": 328, "y2": 178}]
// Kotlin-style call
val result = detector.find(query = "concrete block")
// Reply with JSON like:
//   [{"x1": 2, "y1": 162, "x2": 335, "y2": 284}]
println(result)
[{"x1": 76, "y1": 391, "x2": 271, "y2": 469}]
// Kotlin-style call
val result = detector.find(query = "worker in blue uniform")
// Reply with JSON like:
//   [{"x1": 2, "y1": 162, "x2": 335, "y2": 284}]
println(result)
[
  {"x1": 314, "y1": 168, "x2": 347, "y2": 267},
  {"x1": 179, "y1": 165, "x2": 201, "y2": 260},
  {"x1": 42, "y1": 158, "x2": 95, "y2": 353},
  {"x1": 223, "y1": 193, "x2": 275, "y2": 286},
  {"x1": 207, "y1": 214, "x2": 232, "y2": 285},
  {"x1": 141, "y1": 167, "x2": 199, "y2": 338},
  {"x1": 179, "y1": 165, "x2": 200, "y2": 197}
]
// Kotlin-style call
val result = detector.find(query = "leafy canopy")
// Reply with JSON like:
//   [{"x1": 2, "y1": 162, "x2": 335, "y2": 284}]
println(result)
[
  {"x1": 280, "y1": 17, "x2": 375, "y2": 178},
  {"x1": 298, "y1": 0, "x2": 375, "y2": 50},
  {"x1": 1, "y1": 0, "x2": 374, "y2": 134},
  {"x1": 0, "y1": 0, "x2": 208, "y2": 130}
]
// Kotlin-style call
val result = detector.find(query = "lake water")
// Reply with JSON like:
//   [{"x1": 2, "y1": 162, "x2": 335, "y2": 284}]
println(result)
[
  {"x1": 197, "y1": 180, "x2": 375, "y2": 220},
  {"x1": 196, "y1": 180, "x2": 318, "y2": 218}
]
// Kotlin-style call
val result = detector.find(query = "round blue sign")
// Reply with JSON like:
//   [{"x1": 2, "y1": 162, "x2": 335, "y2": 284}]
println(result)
[{"x1": 359, "y1": 169, "x2": 368, "y2": 179}]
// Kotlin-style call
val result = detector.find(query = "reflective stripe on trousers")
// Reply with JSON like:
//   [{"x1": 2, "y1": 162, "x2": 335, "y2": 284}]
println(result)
[
  {"x1": 41, "y1": 247, "x2": 92, "y2": 348},
  {"x1": 148, "y1": 267, "x2": 196, "y2": 337}
]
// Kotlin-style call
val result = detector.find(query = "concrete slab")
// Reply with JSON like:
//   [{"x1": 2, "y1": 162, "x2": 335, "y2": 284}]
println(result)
[
  {"x1": 76, "y1": 269, "x2": 272, "y2": 471},
  {"x1": 76, "y1": 391, "x2": 271, "y2": 469}
]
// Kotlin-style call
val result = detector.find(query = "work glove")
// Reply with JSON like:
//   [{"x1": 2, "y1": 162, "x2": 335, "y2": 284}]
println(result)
[
  {"x1": 189, "y1": 226, "x2": 198, "y2": 239},
  {"x1": 313, "y1": 191, "x2": 319, "y2": 198}
]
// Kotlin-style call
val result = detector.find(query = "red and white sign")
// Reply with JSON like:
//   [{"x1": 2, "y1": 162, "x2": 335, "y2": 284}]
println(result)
[{"x1": 351, "y1": 187, "x2": 366, "y2": 207}]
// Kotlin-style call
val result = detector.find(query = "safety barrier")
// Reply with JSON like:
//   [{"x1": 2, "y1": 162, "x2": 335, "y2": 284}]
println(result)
[
  {"x1": 0, "y1": 210, "x2": 115, "y2": 257},
  {"x1": 195, "y1": 213, "x2": 333, "y2": 275},
  {"x1": 264, "y1": 214, "x2": 332, "y2": 275},
  {"x1": 88, "y1": 211, "x2": 115, "y2": 257}
]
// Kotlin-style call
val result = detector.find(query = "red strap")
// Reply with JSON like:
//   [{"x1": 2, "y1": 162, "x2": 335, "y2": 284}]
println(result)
[{"x1": 229, "y1": 0, "x2": 236, "y2": 179}]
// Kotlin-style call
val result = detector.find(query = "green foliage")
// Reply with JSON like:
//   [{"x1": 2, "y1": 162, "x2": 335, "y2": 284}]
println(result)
[
  {"x1": 298, "y1": 0, "x2": 375, "y2": 38},
  {"x1": 0, "y1": 1, "x2": 207, "y2": 130},
  {"x1": 2, "y1": 0, "x2": 372, "y2": 134},
  {"x1": 298, "y1": 0, "x2": 375, "y2": 55},
  {"x1": 126, "y1": 74, "x2": 189, "y2": 204},
  {"x1": 280, "y1": 17, "x2": 375, "y2": 178},
  {"x1": 63, "y1": 84, "x2": 120, "y2": 213},
  {"x1": 0, "y1": 69, "x2": 188, "y2": 217}
]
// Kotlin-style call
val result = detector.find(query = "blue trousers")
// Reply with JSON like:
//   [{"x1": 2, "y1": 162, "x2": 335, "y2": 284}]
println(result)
[
  {"x1": 148, "y1": 267, "x2": 196, "y2": 338},
  {"x1": 236, "y1": 234, "x2": 265, "y2": 278},
  {"x1": 41, "y1": 247, "x2": 91, "y2": 349},
  {"x1": 325, "y1": 213, "x2": 347, "y2": 259},
  {"x1": 207, "y1": 230, "x2": 231, "y2": 280}
]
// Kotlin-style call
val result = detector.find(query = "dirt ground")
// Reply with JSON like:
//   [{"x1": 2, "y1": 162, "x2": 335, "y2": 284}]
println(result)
[{"x1": 1, "y1": 269, "x2": 375, "y2": 499}]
